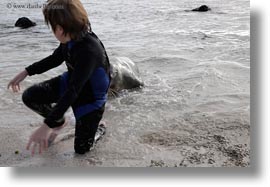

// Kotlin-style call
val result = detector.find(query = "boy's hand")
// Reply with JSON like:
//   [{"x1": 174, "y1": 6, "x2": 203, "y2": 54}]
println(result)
[
  {"x1": 26, "y1": 124, "x2": 53, "y2": 156},
  {"x1": 7, "y1": 70, "x2": 28, "y2": 93}
]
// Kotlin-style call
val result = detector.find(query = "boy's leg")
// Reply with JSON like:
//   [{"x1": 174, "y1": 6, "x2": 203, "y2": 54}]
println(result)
[
  {"x1": 73, "y1": 107, "x2": 104, "y2": 154},
  {"x1": 22, "y1": 76, "x2": 65, "y2": 126}
]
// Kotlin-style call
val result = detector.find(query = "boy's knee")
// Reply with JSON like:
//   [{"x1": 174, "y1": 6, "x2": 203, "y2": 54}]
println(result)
[
  {"x1": 22, "y1": 88, "x2": 32, "y2": 105},
  {"x1": 22, "y1": 84, "x2": 40, "y2": 105}
]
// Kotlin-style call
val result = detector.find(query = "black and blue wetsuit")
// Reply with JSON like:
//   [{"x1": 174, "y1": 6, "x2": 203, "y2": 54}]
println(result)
[{"x1": 22, "y1": 31, "x2": 110, "y2": 154}]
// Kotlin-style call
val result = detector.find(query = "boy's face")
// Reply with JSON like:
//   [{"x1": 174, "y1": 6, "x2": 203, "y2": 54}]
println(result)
[{"x1": 53, "y1": 25, "x2": 70, "y2": 43}]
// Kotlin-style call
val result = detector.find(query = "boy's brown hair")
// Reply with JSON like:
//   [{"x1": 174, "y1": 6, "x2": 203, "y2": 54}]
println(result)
[{"x1": 43, "y1": 0, "x2": 91, "y2": 40}]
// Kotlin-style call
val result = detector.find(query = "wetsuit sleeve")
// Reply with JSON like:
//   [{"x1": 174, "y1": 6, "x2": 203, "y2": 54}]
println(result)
[
  {"x1": 44, "y1": 48, "x2": 99, "y2": 128},
  {"x1": 25, "y1": 44, "x2": 64, "y2": 76}
]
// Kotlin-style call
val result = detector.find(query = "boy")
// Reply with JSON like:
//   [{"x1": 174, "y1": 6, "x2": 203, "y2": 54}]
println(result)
[{"x1": 7, "y1": 0, "x2": 110, "y2": 155}]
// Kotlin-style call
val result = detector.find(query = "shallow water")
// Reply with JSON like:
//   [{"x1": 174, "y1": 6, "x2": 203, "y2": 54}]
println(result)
[{"x1": 0, "y1": 0, "x2": 250, "y2": 167}]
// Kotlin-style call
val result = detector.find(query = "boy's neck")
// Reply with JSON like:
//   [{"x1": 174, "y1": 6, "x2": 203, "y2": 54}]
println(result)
[{"x1": 61, "y1": 34, "x2": 72, "y2": 44}]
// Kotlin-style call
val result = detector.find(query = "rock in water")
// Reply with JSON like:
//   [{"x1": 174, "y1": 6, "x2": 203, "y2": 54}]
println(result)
[
  {"x1": 15, "y1": 17, "x2": 36, "y2": 29},
  {"x1": 192, "y1": 5, "x2": 211, "y2": 12},
  {"x1": 109, "y1": 57, "x2": 144, "y2": 95}
]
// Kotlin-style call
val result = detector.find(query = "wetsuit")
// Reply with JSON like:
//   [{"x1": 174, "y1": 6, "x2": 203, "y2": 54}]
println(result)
[{"x1": 22, "y1": 31, "x2": 110, "y2": 154}]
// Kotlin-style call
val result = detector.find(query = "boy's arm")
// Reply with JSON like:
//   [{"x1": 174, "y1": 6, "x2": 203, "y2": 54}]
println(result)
[
  {"x1": 44, "y1": 48, "x2": 99, "y2": 128},
  {"x1": 25, "y1": 44, "x2": 64, "y2": 76}
]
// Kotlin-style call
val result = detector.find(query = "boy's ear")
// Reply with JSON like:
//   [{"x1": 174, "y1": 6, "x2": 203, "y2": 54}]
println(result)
[
  {"x1": 55, "y1": 25, "x2": 64, "y2": 34},
  {"x1": 59, "y1": 25, "x2": 64, "y2": 32}
]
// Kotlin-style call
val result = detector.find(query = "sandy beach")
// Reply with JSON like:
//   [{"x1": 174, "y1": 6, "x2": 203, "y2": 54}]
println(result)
[{"x1": 0, "y1": 105, "x2": 250, "y2": 167}]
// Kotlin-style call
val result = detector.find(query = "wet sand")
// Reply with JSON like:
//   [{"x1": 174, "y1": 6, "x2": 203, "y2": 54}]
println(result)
[{"x1": 0, "y1": 109, "x2": 250, "y2": 167}]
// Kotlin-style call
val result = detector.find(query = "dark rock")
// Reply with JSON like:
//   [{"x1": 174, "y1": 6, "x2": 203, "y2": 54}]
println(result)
[
  {"x1": 149, "y1": 160, "x2": 166, "y2": 167},
  {"x1": 213, "y1": 135, "x2": 227, "y2": 144},
  {"x1": 192, "y1": 5, "x2": 211, "y2": 12},
  {"x1": 15, "y1": 17, "x2": 36, "y2": 29},
  {"x1": 208, "y1": 159, "x2": 215, "y2": 164}
]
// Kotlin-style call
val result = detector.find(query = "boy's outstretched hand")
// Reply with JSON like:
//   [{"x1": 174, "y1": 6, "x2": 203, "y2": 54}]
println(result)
[
  {"x1": 7, "y1": 70, "x2": 28, "y2": 93},
  {"x1": 26, "y1": 124, "x2": 52, "y2": 156}
]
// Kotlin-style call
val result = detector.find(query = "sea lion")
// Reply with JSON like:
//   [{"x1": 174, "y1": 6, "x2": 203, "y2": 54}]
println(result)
[
  {"x1": 15, "y1": 17, "x2": 36, "y2": 29},
  {"x1": 109, "y1": 57, "x2": 143, "y2": 96},
  {"x1": 192, "y1": 5, "x2": 211, "y2": 12}
]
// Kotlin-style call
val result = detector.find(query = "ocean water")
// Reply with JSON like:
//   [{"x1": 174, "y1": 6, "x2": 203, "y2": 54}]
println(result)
[{"x1": 0, "y1": 0, "x2": 250, "y2": 167}]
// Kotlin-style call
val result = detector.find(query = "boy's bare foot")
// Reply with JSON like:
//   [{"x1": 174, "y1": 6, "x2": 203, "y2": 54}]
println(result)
[{"x1": 94, "y1": 121, "x2": 106, "y2": 142}]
